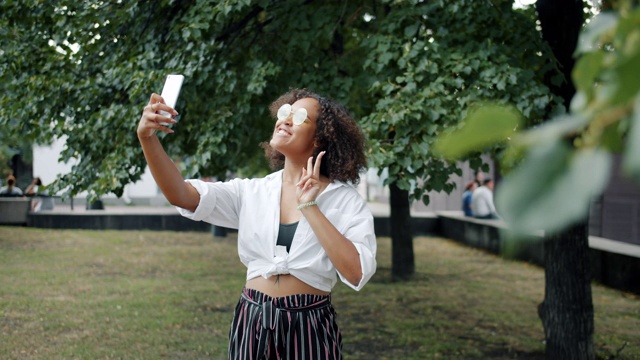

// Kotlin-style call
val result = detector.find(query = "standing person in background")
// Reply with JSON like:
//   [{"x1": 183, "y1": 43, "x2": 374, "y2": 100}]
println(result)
[
  {"x1": 0, "y1": 174, "x2": 23, "y2": 196},
  {"x1": 137, "y1": 87, "x2": 377, "y2": 359},
  {"x1": 461, "y1": 180, "x2": 477, "y2": 217},
  {"x1": 471, "y1": 178, "x2": 499, "y2": 219}
]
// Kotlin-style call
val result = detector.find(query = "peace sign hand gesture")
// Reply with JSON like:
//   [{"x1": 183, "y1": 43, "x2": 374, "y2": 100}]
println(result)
[{"x1": 296, "y1": 151, "x2": 326, "y2": 206}]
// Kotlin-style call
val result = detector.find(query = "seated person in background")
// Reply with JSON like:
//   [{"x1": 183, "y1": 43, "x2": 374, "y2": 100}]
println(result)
[
  {"x1": 470, "y1": 178, "x2": 499, "y2": 219},
  {"x1": 0, "y1": 175, "x2": 24, "y2": 196},
  {"x1": 461, "y1": 180, "x2": 477, "y2": 217},
  {"x1": 24, "y1": 177, "x2": 42, "y2": 195},
  {"x1": 24, "y1": 177, "x2": 55, "y2": 211}
]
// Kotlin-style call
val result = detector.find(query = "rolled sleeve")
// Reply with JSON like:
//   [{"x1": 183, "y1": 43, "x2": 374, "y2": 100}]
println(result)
[
  {"x1": 338, "y1": 215, "x2": 377, "y2": 291},
  {"x1": 175, "y1": 179, "x2": 241, "y2": 229},
  {"x1": 176, "y1": 179, "x2": 217, "y2": 221}
]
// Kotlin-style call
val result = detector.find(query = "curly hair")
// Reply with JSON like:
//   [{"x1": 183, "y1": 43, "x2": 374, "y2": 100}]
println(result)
[{"x1": 261, "y1": 88, "x2": 368, "y2": 184}]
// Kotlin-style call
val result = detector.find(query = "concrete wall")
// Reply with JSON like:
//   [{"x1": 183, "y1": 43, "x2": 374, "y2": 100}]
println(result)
[
  {"x1": 438, "y1": 211, "x2": 640, "y2": 295},
  {"x1": 28, "y1": 212, "x2": 211, "y2": 232},
  {"x1": 0, "y1": 197, "x2": 31, "y2": 225}
]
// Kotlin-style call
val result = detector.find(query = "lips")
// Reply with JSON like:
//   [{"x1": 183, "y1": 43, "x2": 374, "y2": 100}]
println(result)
[{"x1": 276, "y1": 126, "x2": 292, "y2": 136}]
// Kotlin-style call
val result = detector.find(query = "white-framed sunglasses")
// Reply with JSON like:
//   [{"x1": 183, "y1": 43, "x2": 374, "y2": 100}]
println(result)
[{"x1": 277, "y1": 103, "x2": 311, "y2": 125}]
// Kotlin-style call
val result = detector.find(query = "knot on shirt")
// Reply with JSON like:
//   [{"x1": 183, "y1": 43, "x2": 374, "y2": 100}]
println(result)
[
  {"x1": 272, "y1": 254, "x2": 289, "y2": 275},
  {"x1": 260, "y1": 246, "x2": 290, "y2": 278}
]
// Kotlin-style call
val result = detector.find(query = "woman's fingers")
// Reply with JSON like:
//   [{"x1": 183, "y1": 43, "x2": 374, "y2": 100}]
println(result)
[
  {"x1": 313, "y1": 151, "x2": 325, "y2": 177},
  {"x1": 297, "y1": 152, "x2": 326, "y2": 190},
  {"x1": 149, "y1": 116, "x2": 176, "y2": 133},
  {"x1": 306, "y1": 156, "x2": 314, "y2": 177},
  {"x1": 138, "y1": 94, "x2": 177, "y2": 138},
  {"x1": 146, "y1": 95, "x2": 177, "y2": 118},
  {"x1": 141, "y1": 108, "x2": 176, "y2": 129},
  {"x1": 150, "y1": 93, "x2": 163, "y2": 103},
  {"x1": 297, "y1": 152, "x2": 327, "y2": 200},
  {"x1": 303, "y1": 151, "x2": 326, "y2": 180},
  {"x1": 297, "y1": 167, "x2": 311, "y2": 187}
]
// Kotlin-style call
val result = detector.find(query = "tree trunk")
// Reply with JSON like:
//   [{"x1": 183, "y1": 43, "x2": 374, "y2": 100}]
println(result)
[
  {"x1": 535, "y1": 0, "x2": 584, "y2": 105},
  {"x1": 539, "y1": 222, "x2": 595, "y2": 359},
  {"x1": 535, "y1": 1, "x2": 594, "y2": 358},
  {"x1": 389, "y1": 182, "x2": 414, "y2": 280}
]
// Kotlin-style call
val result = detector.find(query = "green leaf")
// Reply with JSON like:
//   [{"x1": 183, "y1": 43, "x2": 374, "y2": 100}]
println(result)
[
  {"x1": 433, "y1": 104, "x2": 522, "y2": 160},
  {"x1": 404, "y1": 23, "x2": 419, "y2": 37},
  {"x1": 421, "y1": 194, "x2": 430, "y2": 207},
  {"x1": 609, "y1": 49, "x2": 640, "y2": 106},
  {"x1": 496, "y1": 143, "x2": 612, "y2": 234},
  {"x1": 575, "y1": 12, "x2": 618, "y2": 55},
  {"x1": 516, "y1": 114, "x2": 589, "y2": 148},
  {"x1": 600, "y1": 122, "x2": 625, "y2": 153},
  {"x1": 572, "y1": 51, "x2": 604, "y2": 95}
]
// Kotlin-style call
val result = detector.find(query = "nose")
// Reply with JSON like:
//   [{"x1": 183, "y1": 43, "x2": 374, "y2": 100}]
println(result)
[{"x1": 281, "y1": 114, "x2": 293, "y2": 126}]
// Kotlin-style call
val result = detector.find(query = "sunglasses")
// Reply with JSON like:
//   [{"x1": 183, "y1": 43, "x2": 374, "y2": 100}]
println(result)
[{"x1": 276, "y1": 103, "x2": 310, "y2": 125}]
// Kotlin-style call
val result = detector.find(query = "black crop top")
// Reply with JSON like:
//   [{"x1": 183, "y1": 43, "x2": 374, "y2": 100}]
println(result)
[{"x1": 276, "y1": 221, "x2": 299, "y2": 252}]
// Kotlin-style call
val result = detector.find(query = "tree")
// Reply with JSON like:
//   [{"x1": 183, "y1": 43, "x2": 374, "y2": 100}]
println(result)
[
  {"x1": 358, "y1": 0, "x2": 562, "y2": 279},
  {"x1": 1, "y1": 1, "x2": 561, "y2": 284},
  {"x1": 534, "y1": 1, "x2": 595, "y2": 358},
  {"x1": 0, "y1": 1, "x2": 374, "y2": 199},
  {"x1": 436, "y1": 1, "x2": 640, "y2": 358}
]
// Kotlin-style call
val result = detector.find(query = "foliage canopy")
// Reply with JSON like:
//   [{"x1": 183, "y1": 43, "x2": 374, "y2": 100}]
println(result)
[
  {"x1": 436, "y1": 2, "x2": 640, "y2": 233},
  {"x1": 1, "y1": 0, "x2": 559, "y2": 202}
]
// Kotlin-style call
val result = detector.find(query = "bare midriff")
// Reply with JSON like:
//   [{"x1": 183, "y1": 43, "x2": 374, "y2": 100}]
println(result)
[{"x1": 245, "y1": 274, "x2": 330, "y2": 297}]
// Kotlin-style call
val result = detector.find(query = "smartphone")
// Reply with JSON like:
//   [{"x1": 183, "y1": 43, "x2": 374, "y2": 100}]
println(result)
[{"x1": 158, "y1": 74, "x2": 184, "y2": 119}]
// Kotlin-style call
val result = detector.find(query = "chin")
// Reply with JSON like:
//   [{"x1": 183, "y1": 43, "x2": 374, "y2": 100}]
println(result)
[{"x1": 270, "y1": 139, "x2": 286, "y2": 153}]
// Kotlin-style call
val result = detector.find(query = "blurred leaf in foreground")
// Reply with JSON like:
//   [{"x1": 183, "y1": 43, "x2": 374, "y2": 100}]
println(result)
[
  {"x1": 496, "y1": 143, "x2": 611, "y2": 234},
  {"x1": 434, "y1": 105, "x2": 522, "y2": 161}
]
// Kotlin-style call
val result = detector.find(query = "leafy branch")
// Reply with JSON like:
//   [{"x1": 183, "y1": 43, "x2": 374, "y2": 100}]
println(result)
[{"x1": 435, "y1": 3, "x2": 640, "y2": 234}]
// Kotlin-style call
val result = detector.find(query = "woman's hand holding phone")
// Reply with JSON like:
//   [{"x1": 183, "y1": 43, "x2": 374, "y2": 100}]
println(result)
[
  {"x1": 157, "y1": 74, "x2": 184, "y2": 120},
  {"x1": 137, "y1": 75, "x2": 184, "y2": 139},
  {"x1": 137, "y1": 94, "x2": 179, "y2": 139}
]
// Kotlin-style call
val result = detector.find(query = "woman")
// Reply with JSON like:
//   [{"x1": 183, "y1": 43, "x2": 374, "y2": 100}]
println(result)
[
  {"x1": 461, "y1": 180, "x2": 477, "y2": 217},
  {"x1": 24, "y1": 177, "x2": 54, "y2": 211},
  {"x1": 137, "y1": 88, "x2": 377, "y2": 359},
  {"x1": 0, "y1": 174, "x2": 23, "y2": 196}
]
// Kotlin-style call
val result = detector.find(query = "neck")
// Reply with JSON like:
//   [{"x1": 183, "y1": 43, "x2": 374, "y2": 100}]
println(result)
[{"x1": 282, "y1": 158, "x2": 306, "y2": 184}]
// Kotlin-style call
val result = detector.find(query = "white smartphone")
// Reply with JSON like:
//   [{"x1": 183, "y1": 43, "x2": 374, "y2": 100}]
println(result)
[{"x1": 158, "y1": 74, "x2": 184, "y2": 119}]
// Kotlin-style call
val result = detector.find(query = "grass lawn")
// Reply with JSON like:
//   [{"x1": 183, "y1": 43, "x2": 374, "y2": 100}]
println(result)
[{"x1": 1, "y1": 227, "x2": 638, "y2": 359}]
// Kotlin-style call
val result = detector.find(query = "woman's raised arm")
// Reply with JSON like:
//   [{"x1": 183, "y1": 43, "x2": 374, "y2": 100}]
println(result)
[{"x1": 137, "y1": 93, "x2": 200, "y2": 212}]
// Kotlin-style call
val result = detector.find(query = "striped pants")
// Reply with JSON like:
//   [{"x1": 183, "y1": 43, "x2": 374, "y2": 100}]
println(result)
[{"x1": 228, "y1": 287, "x2": 343, "y2": 360}]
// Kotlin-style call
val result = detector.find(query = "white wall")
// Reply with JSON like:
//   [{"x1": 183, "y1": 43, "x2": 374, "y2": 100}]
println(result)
[
  {"x1": 32, "y1": 136, "x2": 72, "y2": 186},
  {"x1": 33, "y1": 137, "x2": 159, "y2": 199}
]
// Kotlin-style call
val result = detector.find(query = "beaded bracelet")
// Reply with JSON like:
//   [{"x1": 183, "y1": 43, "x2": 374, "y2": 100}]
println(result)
[{"x1": 296, "y1": 200, "x2": 318, "y2": 210}]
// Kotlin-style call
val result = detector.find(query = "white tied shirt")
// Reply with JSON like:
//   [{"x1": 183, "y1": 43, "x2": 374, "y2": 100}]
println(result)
[{"x1": 176, "y1": 170, "x2": 377, "y2": 292}]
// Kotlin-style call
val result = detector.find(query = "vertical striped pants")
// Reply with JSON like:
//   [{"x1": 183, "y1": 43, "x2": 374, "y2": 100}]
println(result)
[{"x1": 228, "y1": 287, "x2": 343, "y2": 360}]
